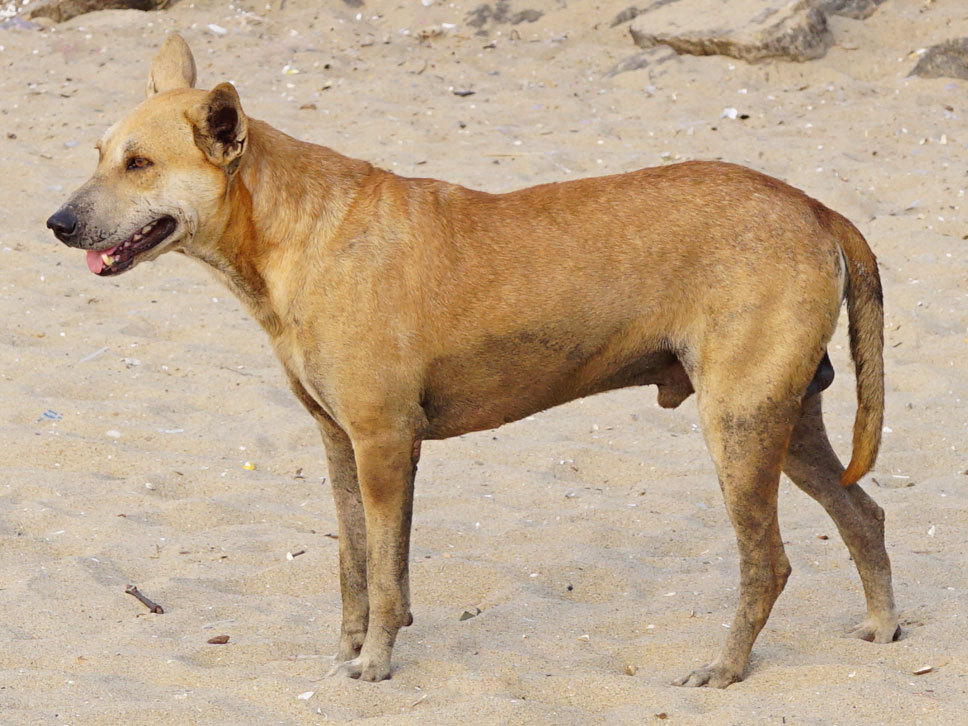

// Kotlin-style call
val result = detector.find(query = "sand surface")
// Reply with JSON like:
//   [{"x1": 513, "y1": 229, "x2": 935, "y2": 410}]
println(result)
[{"x1": 1, "y1": 0, "x2": 966, "y2": 723}]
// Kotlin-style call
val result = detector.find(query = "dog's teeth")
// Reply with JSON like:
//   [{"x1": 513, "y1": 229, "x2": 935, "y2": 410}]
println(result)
[
  {"x1": 141, "y1": 224, "x2": 153, "y2": 234},
  {"x1": 101, "y1": 253, "x2": 114, "y2": 266},
  {"x1": 133, "y1": 233, "x2": 142, "y2": 241}
]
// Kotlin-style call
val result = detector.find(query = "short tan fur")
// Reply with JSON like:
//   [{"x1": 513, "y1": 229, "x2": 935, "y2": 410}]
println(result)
[{"x1": 47, "y1": 35, "x2": 898, "y2": 687}]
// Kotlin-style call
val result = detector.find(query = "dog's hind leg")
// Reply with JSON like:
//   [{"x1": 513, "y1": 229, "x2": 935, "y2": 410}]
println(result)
[
  {"x1": 674, "y1": 378, "x2": 798, "y2": 688},
  {"x1": 783, "y1": 393, "x2": 899, "y2": 643}
]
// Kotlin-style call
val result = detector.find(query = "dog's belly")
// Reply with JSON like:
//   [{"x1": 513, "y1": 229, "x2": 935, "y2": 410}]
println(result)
[{"x1": 419, "y1": 335, "x2": 691, "y2": 439}]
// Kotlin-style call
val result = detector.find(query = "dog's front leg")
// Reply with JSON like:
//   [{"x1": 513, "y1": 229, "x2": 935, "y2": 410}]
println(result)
[
  {"x1": 327, "y1": 426, "x2": 418, "y2": 682},
  {"x1": 285, "y1": 375, "x2": 372, "y2": 662},
  {"x1": 318, "y1": 422, "x2": 370, "y2": 662}
]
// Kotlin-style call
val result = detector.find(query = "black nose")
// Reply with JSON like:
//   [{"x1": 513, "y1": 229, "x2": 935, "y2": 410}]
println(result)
[{"x1": 47, "y1": 208, "x2": 78, "y2": 243}]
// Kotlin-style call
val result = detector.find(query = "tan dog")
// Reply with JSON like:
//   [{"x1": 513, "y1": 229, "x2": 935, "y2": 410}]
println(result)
[{"x1": 47, "y1": 35, "x2": 898, "y2": 686}]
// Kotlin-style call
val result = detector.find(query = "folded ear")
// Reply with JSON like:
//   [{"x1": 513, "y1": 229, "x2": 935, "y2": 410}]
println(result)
[
  {"x1": 146, "y1": 34, "x2": 197, "y2": 97},
  {"x1": 186, "y1": 83, "x2": 248, "y2": 171}
]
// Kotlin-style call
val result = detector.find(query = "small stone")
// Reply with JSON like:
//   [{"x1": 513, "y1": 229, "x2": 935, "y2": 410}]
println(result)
[
  {"x1": 459, "y1": 607, "x2": 482, "y2": 621},
  {"x1": 207, "y1": 635, "x2": 230, "y2": 644},
  {"x1": 913, "y1": 665, "x2": 933, "y2": 675},
  {"x1": 242, "y1": 461, "x2": 255, "y2": 470},
  {"x1": 624, "y1": 663, "x2": 638, "y2": 676},
  {"x1": 610, "y1": 6, "x2": 641, "y2": 27},
  {"x1": 605, "y1": 47, "x2": 677, "y2": 78},
  {"x1": 819, "y1": 0, "x2": 885, "y2": 19},
  {"x1": 911, "y1": 38, "x2": 968, "y2": 81}
]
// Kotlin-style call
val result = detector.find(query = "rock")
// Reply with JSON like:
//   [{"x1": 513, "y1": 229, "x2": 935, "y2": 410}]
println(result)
[
  {"x1": 459, "y1": 607, "x2": 482, "y2": 621},
  {"x1": 818, "y1": 0, "x2": 885, "y2": 20},
  {"x1": 629, "y1": 0, "x2": 831, "y2": 63},
  {"x1": 465, "y1": 1, "x2": 543, "y2": 35},
  {"x1": 24, "y1": 0, "x2": 170, "y2": 24},
  {"x1": 0, "y1": 16, "x2": 43, "y2": 29},
  {"x1": 911, "y1": 38, "x2": 968, "y2": 81},
  {"x1": 610, "y1": 0, "x2": 679, "y2": 28},
  {"x1": 606, "y1": 46, "x2": 677, "y2": 77},
  {"x1": 611, "y1": 5, "x2": 641, "y2": 27}
]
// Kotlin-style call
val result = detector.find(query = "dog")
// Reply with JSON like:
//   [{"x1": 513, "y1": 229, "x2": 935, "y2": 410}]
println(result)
[{"x1": 46, "y1": 34, "x2": 898, "y2": 686}]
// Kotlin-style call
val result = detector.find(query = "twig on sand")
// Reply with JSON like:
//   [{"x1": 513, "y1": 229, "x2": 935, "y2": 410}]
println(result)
[{"x1": 125, "y1": 585, "x2": 164, "y2": 614}]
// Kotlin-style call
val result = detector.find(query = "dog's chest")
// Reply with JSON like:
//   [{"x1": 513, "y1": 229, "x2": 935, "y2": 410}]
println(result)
[{"x1": 271, "y1": 330, "x2": 338, "y2": 415}]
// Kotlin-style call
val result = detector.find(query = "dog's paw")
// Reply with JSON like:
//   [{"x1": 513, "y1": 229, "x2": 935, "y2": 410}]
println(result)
[
  {"x1": 845, "y1": 617, "x2": 900, "y2": 644},
  {"x1": 326, "y1": 655, "x2": 391, "y2": 682},
  {"x1": 336, "y1": 633, "x2": 366, "y2": 663},
  {"x1": 672, "y1": 663, "x2": 742, "y2": 689}
]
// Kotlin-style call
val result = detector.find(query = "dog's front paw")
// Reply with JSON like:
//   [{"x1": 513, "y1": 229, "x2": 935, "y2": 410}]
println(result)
[
  {"x1": 326, "y1": 655, "x2": 391, "y2": 682},
  {"x1": 845, "y1": 616, "x2": 900, "y2": 644},
  {"x1": 672, "y1": 663, "x2": 742, "y2": 689},
  {"x1": 336, "y1": 631, "x2": 366, "y2": 663}
]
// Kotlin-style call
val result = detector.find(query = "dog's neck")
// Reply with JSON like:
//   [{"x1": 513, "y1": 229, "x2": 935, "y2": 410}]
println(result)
[{"x1": 199, "y1": 119, "x2": 375, "y2": 337}]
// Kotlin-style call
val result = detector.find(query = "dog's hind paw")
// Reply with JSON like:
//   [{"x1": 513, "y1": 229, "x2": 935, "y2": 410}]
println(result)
[
  {"x1": 845, "y1": 617, "x2": 901, "y2": 644},
  {"x1": 672, "y1": 663, "x2": 742, "y2": 689},
  {"x1": 326, "y1": 655, "x2": 391, "y2": 682}
]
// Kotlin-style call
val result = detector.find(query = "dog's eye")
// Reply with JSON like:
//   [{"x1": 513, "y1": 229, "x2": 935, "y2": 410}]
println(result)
[{"x1": 126, "y1": 156, "x2": 152, "y2": 171}]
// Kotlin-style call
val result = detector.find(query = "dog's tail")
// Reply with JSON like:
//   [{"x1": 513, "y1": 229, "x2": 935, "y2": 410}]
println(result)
[{"x1": 835, "y1": 215, "x2": 885, "y2": 487}]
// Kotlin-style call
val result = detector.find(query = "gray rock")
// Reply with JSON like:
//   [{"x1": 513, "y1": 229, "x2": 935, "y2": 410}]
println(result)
[
  {"x1": 606, "y1": 46, "x2": 677, "y2": 77},
  {"x1": 911, "y1": 38, "x2": 968, "y2": 81},
  {"x1": 818, "y1": 0, "x2": 885, "y2": 20},
  {"x1": 610, "y1": 1, "x2": 679, "y2": 28},
  {"x1": 466, "y1": 1, "x2": 543, "y2": 34},
  {"x1": 611, "y1": 5, "x2": 641, "y2": 27},
  {"x1": 629, "y1": 0, "x2": 831, "y2": 63},
  {"x1": 25, "y1": 0, "x2": 170, "y2": 23}
]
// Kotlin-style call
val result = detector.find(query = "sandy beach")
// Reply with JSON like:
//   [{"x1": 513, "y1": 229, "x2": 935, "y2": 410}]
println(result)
[{"x1": 0, "y1": 0, "x2": 966, "y2": 723}]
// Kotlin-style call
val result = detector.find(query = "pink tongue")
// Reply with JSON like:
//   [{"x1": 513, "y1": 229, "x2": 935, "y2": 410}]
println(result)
[{"x1": 86, "y1": 246, "x2": 118, "y2": 274}]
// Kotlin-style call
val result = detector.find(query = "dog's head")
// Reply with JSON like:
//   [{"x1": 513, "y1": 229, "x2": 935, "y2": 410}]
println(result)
[{"x1": 46, "y1": 34, "x2": 247, "y2": 276}]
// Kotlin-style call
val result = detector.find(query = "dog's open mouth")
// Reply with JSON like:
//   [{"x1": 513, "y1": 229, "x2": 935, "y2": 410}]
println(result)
[{"x1": 86, "y1": 216, "x2": 176, "y2": 275}]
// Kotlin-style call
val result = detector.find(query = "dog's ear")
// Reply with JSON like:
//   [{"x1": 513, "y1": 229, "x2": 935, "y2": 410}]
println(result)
[
  {"x1": 146, "y1": 34, "x2": 197, "y2": 97},
  {"x1": 186, "y1": 83, "x2": 248, "y2": 171}
]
